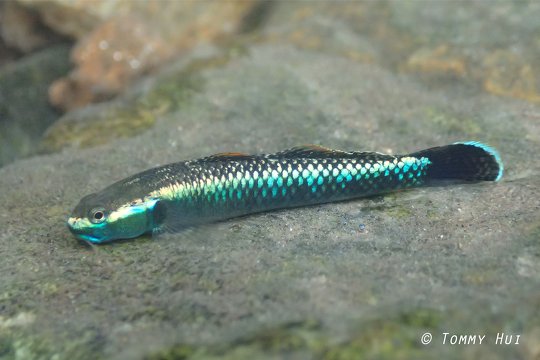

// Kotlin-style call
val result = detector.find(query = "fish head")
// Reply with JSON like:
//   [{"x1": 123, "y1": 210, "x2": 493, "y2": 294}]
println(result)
[{"x1": 67, "y1": 192, "x2": 159, "y2": 243}]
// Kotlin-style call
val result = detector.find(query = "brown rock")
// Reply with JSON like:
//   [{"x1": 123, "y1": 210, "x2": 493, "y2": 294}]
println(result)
[
  {"x1": 483, "y1": 49, "x2": 540, "y2": 104},
  {"x1": 406, "y1": 45, "x2": 467, "y2": 78},
  {"x1": 46, "y1": 0, "x2": 258, "y2": 111},
  {"x1": 49, "y1": 16, "x2": 173, "y2": 111},
  {"x1": 0, "y1": 1, "x2": 64, "y2": 53},
  {"x1": 17, "y1": 0, "x2": 128, "y2": 39}
]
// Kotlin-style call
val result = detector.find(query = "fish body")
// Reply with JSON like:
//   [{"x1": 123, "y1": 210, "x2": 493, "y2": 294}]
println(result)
[{"x1": 67, "y1": 142, "x2": 503, "y2": 243}]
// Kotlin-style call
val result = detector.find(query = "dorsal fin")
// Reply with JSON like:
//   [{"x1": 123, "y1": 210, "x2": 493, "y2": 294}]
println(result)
[
  {"x1": 200, "y1": 152, "x2": 254, "y2": 161},
  {"x1": 272, "y1": 145, "x2": 353, "y2": 159}
]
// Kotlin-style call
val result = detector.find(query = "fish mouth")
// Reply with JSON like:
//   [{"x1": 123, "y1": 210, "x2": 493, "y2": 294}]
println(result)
[{"x1": 67, "y1": 217, "x2": 105, "y2": 244}]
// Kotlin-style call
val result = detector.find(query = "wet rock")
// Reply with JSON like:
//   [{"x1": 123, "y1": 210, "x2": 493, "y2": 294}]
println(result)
[
  {"x1": 262, "y1": 1, "x2": 540, "y2": 103},
  {"x1": 16, "y1": 0, "x2": 130, "y2": 38},
  {"x1": 1, "y1": 42, "x2": 539, "y2": 359},
  {"x1": 0, "y1": 44, "x2": 71, "y2": 166},
  {"x1": 1, "y1": 2, "x2": 539, "y2": 359},
  {"x1": 49, "y1": 16, "x2": 175, "y2": 111},
  {"x1": 0, "y1": 1, "x2": 61, "y2": 53},
  {"x1": 0, "y1": 35, "x2": 20, "y2": 68},
  {"x1": 483, "y1": 49, "x2": 540, "y2": 104},
  {"x1": 42, "y1": 45, "x2": 222, "y2": 152},
  {"x1": 262, "y1": 2, "x2": 387, "y2": 67},
  {"x1": 39, "y1": 0, "x2": 259, "y2": 111},
  {"x1": 406, "y1": 45, "x2": 466, "y2": 78}
]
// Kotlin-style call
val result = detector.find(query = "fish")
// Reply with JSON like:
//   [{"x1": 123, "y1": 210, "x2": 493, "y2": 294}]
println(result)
[{"x1": 67, "y1": 141, "x2": 503, "y2": 244}]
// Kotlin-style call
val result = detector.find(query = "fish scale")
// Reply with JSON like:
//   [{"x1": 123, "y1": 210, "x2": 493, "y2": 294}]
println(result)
[
  {"x1": 154, "y1": 155, "x2": 430, "y2": 224},
  {"x1": 67, "y1": 142, "x2": 503, "y2": 243}
]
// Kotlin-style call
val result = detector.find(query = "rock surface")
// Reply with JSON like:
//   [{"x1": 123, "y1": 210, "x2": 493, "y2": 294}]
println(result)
[
  {"x1": 0, "y1": 1, "x2": 65, "y2": 53},
  {"x1": 262, "y1": 1, "x2": 540, "y2": 103},
  {"x1": 0, "y1": 44, "x2": 71, "y2": 166},
  {"x1": 41, "y1": 0, "x2": 259, "y2": 111},
  {"x1": 1, "y1": 2, "x2": 539, "y2": 360}
]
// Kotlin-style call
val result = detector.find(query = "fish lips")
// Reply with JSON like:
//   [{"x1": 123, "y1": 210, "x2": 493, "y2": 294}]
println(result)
[{"x1": 67, "y1": 217, "x2": 107, "y2": 244}]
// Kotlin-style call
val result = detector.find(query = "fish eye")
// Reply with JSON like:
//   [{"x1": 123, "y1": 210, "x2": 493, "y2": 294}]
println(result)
[{"x1": 89, "y1": 208, "x2": 107, "y2": 224}]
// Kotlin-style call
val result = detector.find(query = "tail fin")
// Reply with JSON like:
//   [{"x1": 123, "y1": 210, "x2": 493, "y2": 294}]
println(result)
[{"x1": 410, "y1": 141, "x2": 503, "y2": 182}]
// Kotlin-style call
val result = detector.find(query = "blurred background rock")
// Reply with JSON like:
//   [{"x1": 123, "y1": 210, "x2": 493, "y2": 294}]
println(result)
[
  {"x1": 0, "y1": 0, "x2": 265, "y2": 166},
  {"x1": 1, "y1": 0, "x2": 538, "y2": 167}
]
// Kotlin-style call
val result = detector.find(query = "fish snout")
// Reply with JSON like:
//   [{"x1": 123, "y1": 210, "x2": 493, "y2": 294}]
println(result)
[{"x1": 67, "y1": 217, "x2": 104, "y2": 243}]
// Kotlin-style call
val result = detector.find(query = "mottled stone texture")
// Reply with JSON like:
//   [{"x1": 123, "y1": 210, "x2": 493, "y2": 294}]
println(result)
[
  {"x1": 0, "y1": 44, "x2": 71, "y2": 166},
  {"x1": 0, "y1": 1, "x2": 539, "y2": 359},
  {"x1": 38, "y1": 0, "x2": 258, "y2": 111}
]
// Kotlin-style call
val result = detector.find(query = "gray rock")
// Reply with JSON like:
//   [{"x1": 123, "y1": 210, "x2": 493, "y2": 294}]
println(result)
[
  {"x1": 0, "y1": 44, "x2": 71, "y2": 167},
  {"x1": 0, "y1": 42, "x2": 538, "y2": 359}
]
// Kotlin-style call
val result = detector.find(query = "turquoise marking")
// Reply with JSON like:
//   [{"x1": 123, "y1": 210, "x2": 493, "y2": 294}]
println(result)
[
  {"x1": 311, "y1": 186, "x2": 317, "y2": 193},
  {"x1": 287, "y1": 177, "x2": 293, "y2": 186},
  {"x1": 307, "y1": 176, "x2": 314, "y2": 186},
  {"x1": 455, "y1": 141, "x2": 504, "y2": 181},
  {"x1": 317, "y1": 176, "x2": 324, "y2": 185},
  {"x1": 277, "y1": 177, "x2": 283, "y2": 187},
  {"x1": 267, "y1": 177, "x2": 274, "y2": 187},
  {"x1": 399, "y1": 173, "x2": 404, "y2": 180},
  {"x1": 336, "y1": 175, "x2": 343, "y2": 183},
  {"x1": 272, "y1": 187, "x2": 278, "y2": 197}
]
